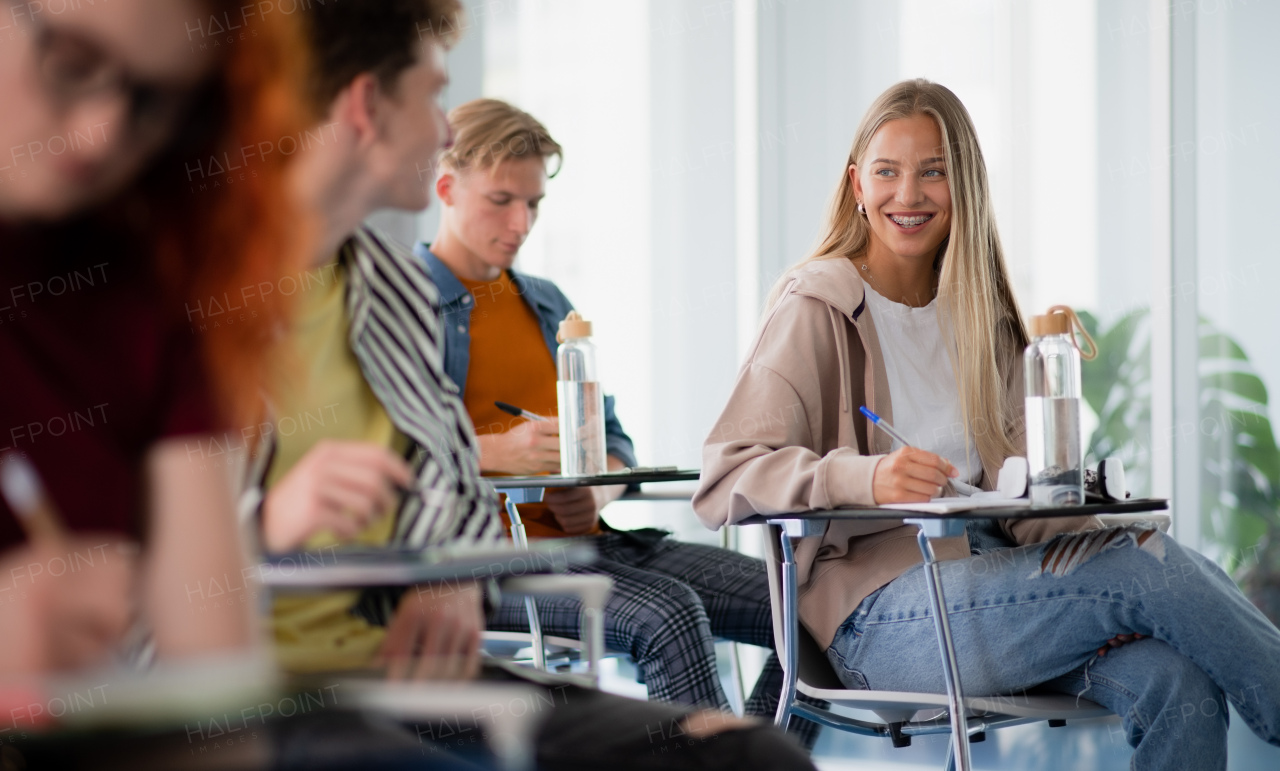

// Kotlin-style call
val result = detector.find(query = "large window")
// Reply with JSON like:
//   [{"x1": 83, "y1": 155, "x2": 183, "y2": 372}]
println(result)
[
  {"x1": 478, "y1": 0, "x2": 1163, "y2": 537},
  {"x1": 893, "y1": 0, "x2": 1157, "y2": 504},
  {"x1": 459, "y1": 1, "x2": 1277, "y2": 588},
  {"x1": 484, "y1": 0, "x2": 655, "y2": 484},
  {"x1": 1194, "y1": 1, "x2": 1280, "y2": 602}
]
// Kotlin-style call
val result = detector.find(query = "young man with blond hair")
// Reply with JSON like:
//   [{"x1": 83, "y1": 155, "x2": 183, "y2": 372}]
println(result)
[{"x1": 417, "y1": 98, "x2": 821, "y2": 745}]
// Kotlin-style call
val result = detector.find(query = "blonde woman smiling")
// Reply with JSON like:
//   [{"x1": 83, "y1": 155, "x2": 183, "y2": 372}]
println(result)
[{"x1": 694, "y1": 79, "x2": 1280, "y2": 769}]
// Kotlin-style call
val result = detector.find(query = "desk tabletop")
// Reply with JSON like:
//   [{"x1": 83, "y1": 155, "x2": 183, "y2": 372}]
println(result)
[
  {"x1": 259, "y1": 541, "x2": 596, "y2": 589},
  {"x1": 488, "y1": 468, "x2": 700, "y2": 489},
  {"x1": 737, "y1": 498, "x2": 1168, "y2": 526}
]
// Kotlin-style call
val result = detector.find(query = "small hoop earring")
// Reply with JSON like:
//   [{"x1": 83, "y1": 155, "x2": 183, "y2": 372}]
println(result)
[{"x1": 857, "y1": 202, "x2": 866, "y2": 215}]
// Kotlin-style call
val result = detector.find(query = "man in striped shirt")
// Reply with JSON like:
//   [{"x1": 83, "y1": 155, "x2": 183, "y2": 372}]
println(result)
[{"x1": 248, "y1": 2, "x2": 815, "y2": 768}]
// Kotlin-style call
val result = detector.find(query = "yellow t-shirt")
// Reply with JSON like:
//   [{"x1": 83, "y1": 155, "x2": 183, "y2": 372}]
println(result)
[{"x1": 268, "y1": 257, "x2": 408, "y2": 673}]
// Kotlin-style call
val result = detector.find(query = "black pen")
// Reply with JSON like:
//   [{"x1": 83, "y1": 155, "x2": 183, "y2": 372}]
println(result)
[{"x1": 494, "y1": 401, "x2": 553, "y2": 423}]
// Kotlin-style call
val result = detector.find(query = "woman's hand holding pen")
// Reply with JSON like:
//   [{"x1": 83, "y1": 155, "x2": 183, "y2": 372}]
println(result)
[
  {"x1": 872, "y1": 447, "x2": 959, "y2": 504},
  {"x1": 0, "y1": 538, "x2": 138, "y2": 675},
  {"x1": 1, "y1": 454, "x2": 138, "y2": 674},
  {"x1": 860, "y1": 407, "x2": 958, "y2": 503}
]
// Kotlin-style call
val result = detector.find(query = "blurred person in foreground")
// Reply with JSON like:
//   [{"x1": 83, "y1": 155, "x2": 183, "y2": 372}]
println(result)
[
  {"x1": 0, "y1": 0, "x2": 309, "y2": 675},
  {"x1": 246, "y1": 2, "x2": 816, "y2": 768}
]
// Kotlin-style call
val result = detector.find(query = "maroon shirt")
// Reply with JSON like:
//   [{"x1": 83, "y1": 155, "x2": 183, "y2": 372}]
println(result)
[{"x1": 0, "y1": 222, "x2": 219, "y2": 550}]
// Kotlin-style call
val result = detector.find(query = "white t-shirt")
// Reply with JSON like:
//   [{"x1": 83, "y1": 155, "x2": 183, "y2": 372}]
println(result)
[{"x1": 863, "y1": 285, "x2": 983, "y2": 484}]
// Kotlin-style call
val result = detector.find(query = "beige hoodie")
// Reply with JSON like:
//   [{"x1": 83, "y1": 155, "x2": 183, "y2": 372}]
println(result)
[{"x1": 693, "y1": 257, "x2": 1100, "y2": 649}]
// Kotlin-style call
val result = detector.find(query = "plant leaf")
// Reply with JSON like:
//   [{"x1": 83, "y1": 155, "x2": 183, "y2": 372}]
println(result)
[
  {"x1": 1203, "y1": 371, "x2": 1269, "y2": 407},
  {"x1": 1201, "y1": 332, "x2": 1248, "y2": 361}
]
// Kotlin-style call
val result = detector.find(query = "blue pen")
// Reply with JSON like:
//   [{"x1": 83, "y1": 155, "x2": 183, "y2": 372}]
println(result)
[{"x1": 859, "y1": 406, "x2": 912, "y2": 448}]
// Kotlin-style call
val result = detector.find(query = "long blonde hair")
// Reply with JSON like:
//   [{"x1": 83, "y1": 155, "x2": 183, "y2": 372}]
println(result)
[{"x1": 775, "y1": 78, "x2": 1028, "y2": 469}]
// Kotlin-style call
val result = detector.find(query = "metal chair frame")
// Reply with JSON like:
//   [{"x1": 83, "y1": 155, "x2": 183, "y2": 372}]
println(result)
[
  {"x1": 486, "y1": 487, "x2": 747, "y2": 709},
  {"x1": 474, "y1": 486, "x2": 611, "y2": 683},
  {"x1": 758, "y1": 515, "x2": 1117, "y2": 771}
]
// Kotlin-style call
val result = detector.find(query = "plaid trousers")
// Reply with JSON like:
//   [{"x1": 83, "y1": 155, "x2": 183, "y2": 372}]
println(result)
[{"x1": 490, "y1": 530, "x2": 822, "y2": 746}]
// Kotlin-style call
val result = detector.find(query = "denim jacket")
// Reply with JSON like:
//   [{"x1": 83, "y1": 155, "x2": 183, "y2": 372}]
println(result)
[{"x1": 414, "y1": 243, "x2": 638, "y2": 468}]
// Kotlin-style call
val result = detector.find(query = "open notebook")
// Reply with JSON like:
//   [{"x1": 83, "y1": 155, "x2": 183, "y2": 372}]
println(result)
[{"x1": 874, "y1": 496, "x2": 1030, "y2": 514}]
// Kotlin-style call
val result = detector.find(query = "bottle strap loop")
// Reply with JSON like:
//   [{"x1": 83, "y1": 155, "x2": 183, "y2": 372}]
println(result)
[{"x1": 1046, "y1": 305, "x2": 1098, "y2": 361}]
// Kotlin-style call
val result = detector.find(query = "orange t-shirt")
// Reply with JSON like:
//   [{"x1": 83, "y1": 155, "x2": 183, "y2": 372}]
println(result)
[{"x1": 460, "y1": 272, "x2": 592, "y2": 538}]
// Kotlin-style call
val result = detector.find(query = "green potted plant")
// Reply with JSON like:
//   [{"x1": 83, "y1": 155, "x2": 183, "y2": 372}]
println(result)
[{"x1": 1078, "y1": 310, "x2": 1280, "y2": 623}]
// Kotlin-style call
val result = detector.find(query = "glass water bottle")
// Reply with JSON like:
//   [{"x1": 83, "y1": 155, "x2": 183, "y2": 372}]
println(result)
[
  {"x1": 556, "y1": 311, "x2": 607, "y2": 477},
  {"x1": 1024, "y1": 307, "x2": 1095, "y2": 506}
]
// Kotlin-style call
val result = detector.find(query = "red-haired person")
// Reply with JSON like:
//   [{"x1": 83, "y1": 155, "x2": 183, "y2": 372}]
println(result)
[{"x1": 0, "y1": 0, "x2": 309, "y2": 674}]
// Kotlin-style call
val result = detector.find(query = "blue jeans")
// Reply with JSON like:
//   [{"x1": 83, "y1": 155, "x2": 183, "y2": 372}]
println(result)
[{"x1": 826, "y1": 523, "x2": 1280, "y2": 770}]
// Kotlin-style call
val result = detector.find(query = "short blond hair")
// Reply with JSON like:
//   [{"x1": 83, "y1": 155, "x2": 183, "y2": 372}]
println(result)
[{"x1": 438, "y1": 98, "x2": 563, "y2": 177}]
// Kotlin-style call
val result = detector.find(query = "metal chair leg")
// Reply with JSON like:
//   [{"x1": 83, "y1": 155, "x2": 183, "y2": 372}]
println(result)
[
  {"x1": 505, "y1": 497, "x2": 547, "y2": 671},
  {"x1": 582, "y1": 605, "x2": 603, "y2": 684},
  {"x1": 720, "y1": 523, "x2": 747, "y2": 713},
  {"x1": 502, "y1": 574, "x2": 611, "y2": 687},
  {"x1": 774, "y1": 527, "x2": 800, "y2": 730},
  {"x1": 907, "y1": 519, "x2": 972, "y2": 771},
  {"x1": 727, "y1": 639, "x2": 746, "y2": 715}
]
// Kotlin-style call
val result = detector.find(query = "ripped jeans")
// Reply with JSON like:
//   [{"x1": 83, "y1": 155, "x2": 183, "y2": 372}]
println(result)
[{"x1": 825, "y1": 522, "x2": 1280, "y2": 771}]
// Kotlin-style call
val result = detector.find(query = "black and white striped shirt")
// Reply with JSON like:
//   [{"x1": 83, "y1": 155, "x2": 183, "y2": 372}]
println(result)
[
  {"x1": 342, "y1": 226, "x2": 503, "y2": 549},
  {"x1": 243, "y1": 226, "x2": 503, "y2": 617}
]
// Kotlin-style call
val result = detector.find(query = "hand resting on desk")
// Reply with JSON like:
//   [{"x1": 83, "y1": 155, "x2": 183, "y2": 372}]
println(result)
[
  {"x1": 544, "y1": 455, "x2": 629, "y2": 534},
  {"x1": 262, "y1": 440, "x2": 487, "y2": 682},
  {"x1": 544, "y1": 486, "x2": 616, "y2": 535}
]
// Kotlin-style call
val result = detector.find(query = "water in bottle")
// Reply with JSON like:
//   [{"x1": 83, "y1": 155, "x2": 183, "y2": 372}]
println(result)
[{"x1": 1024, "y1": 396, "x2": 1082, "y2": 504}]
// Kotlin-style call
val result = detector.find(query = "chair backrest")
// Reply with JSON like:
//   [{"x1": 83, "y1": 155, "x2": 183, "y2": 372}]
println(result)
[{"x1": 762, "y1": 523, "x2": 847, "y2": 690}]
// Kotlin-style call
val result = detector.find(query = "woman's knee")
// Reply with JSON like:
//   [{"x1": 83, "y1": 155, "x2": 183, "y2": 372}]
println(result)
[
  {"x1": 1088, "y1": 641, "x2": 1227, "y2": 739},
  {"x1": 1134, "y1": 655, "x2": 1228, "y2": 742}
]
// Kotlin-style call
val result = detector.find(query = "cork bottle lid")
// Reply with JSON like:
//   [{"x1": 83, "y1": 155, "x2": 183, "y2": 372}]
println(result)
[
  {"x1": 1030, "y1": 312, "x2": 1070, "y2": 337},
  {"x1": 557, "y1": 310, "x2": 593, "y2": 343}
]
